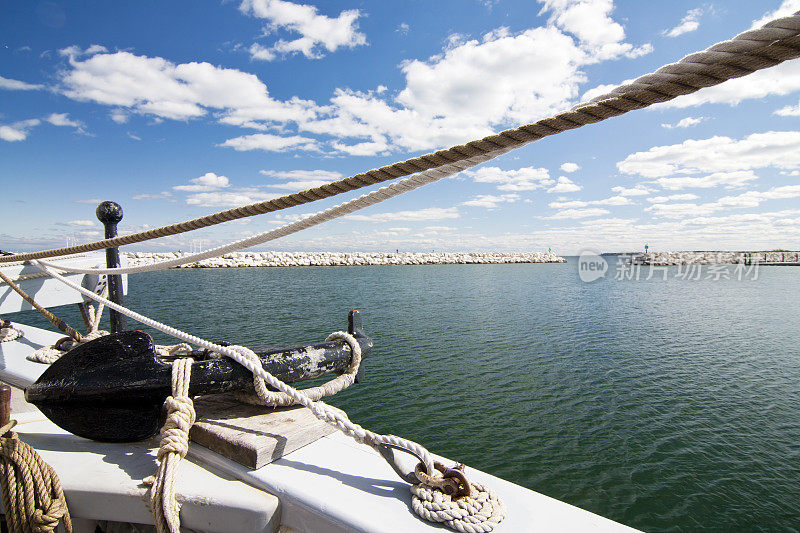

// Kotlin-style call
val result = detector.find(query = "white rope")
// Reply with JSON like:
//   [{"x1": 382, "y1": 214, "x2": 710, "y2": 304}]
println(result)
[
  {"x1": 0, "y1": 324, "x2": 23, "y2": 343},
  {"x1": 38, "y1": 151, "x2": 504, "y2": 276},
  {"x1": 32, "y1": 261, "x2": 438, "y2": 476},
  {"x1": 144, "y1": 357, "x2": 195, "y2": 533},
  {"x1": 232, "y1": 330, "x2": 362, "y2": 406},
  {"x1": 411, "y1": 481, "x2": 506, "y2": 533}
]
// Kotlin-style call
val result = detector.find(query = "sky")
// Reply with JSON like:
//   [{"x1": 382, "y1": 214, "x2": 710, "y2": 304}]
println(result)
[{"x1": 2, "y1": 0, "x2": 800, "y2": 255}]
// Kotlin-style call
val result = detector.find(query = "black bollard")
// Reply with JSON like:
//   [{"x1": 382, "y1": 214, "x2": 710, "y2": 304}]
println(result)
[{"x1": 96, "y1": 201, "x2": 127, "y2": 333}]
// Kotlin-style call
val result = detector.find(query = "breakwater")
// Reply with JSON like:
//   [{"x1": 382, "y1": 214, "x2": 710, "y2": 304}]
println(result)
[
  {"x1": 631, "y1": 251, "x2": 800, "y2": 265},
  {"x1": 125, "y1": 251, "x2": 567, "y2": 268}
]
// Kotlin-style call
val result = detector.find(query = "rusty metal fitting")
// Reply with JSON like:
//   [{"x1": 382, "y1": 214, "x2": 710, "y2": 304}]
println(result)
[{"x1": 414, "y1": 461, "x2": 473, "y2": 499}]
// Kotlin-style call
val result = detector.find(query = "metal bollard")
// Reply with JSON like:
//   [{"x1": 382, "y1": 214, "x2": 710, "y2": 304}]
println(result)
[{"x1": 96, "y1": 201, "x2": 127, "y2": 333}]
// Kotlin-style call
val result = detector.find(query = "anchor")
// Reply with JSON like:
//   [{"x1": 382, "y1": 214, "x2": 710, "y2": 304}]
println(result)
[{"x1": 25, "y1": 310, "x2": 372, "y2": 442}]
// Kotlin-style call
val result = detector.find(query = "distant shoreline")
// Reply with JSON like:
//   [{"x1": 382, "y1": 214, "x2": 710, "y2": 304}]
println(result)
[{"x1": 124, "y1": 251, "x2": 567, "y2": 268}]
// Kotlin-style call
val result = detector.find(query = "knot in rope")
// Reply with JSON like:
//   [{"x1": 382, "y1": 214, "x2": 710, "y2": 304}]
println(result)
[
  {"x1": 157, "y1": 396, "x2": 196, "y2": 460},
  {"x1": 148, "y1": 357, "x2": 194, "y2": 533},
  {"x1": 0, "y1": 421, "x2": 72, "y2": 533},
  {"x1": 233, "y1": 331, "x2": 362, "y2": 407}
]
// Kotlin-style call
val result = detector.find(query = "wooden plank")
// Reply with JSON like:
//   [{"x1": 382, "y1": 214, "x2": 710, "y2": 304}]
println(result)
[{"x1": 190, "y1": 394, "x2": 339, "y2": 469}]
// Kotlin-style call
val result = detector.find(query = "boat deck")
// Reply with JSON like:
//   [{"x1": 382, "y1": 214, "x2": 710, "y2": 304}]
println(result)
[{"x1": 0, "y1": 322, "x2": 640, "y2": 532}]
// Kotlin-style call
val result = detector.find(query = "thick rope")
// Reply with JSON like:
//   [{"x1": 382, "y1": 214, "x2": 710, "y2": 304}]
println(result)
[
  {"x1": 38, "y1": 152, "x2": 496, "y2": 275},
  {"x1": 4, "y1": 10, "x2": 800, "y2": 265},
  {"x1": 232, "y1": 331, "x2": 362, "y2": 406},
  {"x1": 144, "y1": 358, "x2": 194, "y2": 533},
  {"x1": 0, "y1": 421, "x2": 72, "y2": 533}
]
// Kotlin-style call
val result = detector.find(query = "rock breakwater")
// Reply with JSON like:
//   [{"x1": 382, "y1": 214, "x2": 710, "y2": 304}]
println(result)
[
  {"x1": 631, "y1": 251, "x2": 800, "y2": 265},
  {"x1": 125, "y1": 251, "x2": 566, "y2": 268}
]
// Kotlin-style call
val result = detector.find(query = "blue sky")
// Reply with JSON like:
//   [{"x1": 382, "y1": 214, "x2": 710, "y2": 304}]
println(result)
[{"x1": 2, "y1": 0, "x2": 800, "y2": 254}]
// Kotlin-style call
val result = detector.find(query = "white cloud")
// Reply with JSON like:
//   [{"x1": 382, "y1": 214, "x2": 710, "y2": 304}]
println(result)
[
  {"x1": 654, "y1": 170, "x2": 759, "y2": 191},
  {"x1": 560, "y1": 162, "x2": 579, "y2": 173},
  {"x1": 545, "y1": 207, "x2": 610, "y2": 219},
  {"x1": 60, "y1": 49, "x2": 317, "y2": 123},
  {"x1": 63, "y1": 220, "x2": 95, "y2": 227},
  {"x1": 0, "y1": 76, "x2": 43, "y2": 91},
  {"x1": 539, "y1": 0, "x2": 652, "y2": 59},
  {"x1": 461, "y1": 193, "x2": 520, "y2": 209},
  {"x1": 0, "y1": 119, "x2": 40, "y2": 142},
  {"x1": 646, "y1": 193, "x2": 700, "y2": 204},
  {"x1": 618, "y1": 132, "x2": 800, "y2": 178},
  {"x1": 346, "y1": 207, "x2": 460, "y2": 223},
  {"x1": 240, "y1": 0, "x2": 366, "y2": 61},
  {"x1": 110, "y1": 109, "x2": 129, "y2": 124},
  {"x1": 661, "y1": 116, "x2": 705, "y2": 129},
  {"x1": 133, "y1": 191, "x2": 172, "y2": 200},
  {"x1": 751, "y1": 0, "x2": 800, "y2": 29},
  {"x1": 464, "y1": 166, "x2": 553, "y2": 192},
  {"x1": 397, "y1": 22, "x2": 410, "y2": 35},
  {"x1": 59, "y1": 44, "x2": 109, "y2": 58},
  {"x1": 547, "y1": 176, "x2": 582, "y2": 193},
  {"x1": 45, "y1": 113, "x2": 87, "y2": 134},
  {"x1": 219, "y1": 133, "x2": 320, "y2": 152},
  {"x1": 611, "y1": 185, "x2": 651, "y2": 196},
  {"x1": 260, "y1": 169, "x2": 342, "y2": 190},
  {"x1": 185, "y1": 189, "x2": 280, "y2": 207},
  {"x1": 663, "y1": 7, "x2": 704, "y2": 38},
  {"x1": 53, "y1": 1, "x2": 652, "y2": 156},
  {"x1": 646, "y1": 184, "x2": 800, "y2": 218},
  {"x1": 173, "y1": 172, "x2": 230, "y2": 192},
  {"x1": 549, "y1": 195, "x2": 631, "y2": 208}
]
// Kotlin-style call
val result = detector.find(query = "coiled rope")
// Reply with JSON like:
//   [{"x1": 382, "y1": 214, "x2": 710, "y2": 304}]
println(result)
[
  {"x1": 3, "y1": 10, "x2": 800, "y2": 266},
  {"x1": 0, "y1": 421, "x2": 72, "y2": 533}
]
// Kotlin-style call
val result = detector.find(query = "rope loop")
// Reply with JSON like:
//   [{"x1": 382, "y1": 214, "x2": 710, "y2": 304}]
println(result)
[{"x1": 232, "y1": 331, "x2": 362, "y2": 407}]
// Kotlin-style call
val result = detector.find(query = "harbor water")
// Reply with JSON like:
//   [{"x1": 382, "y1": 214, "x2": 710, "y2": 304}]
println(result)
[{"x1": 10, "y1": 257, "x2": 800, "y2": 531}]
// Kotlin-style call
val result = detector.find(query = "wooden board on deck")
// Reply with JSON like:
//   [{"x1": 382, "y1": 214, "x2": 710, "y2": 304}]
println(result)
[{"x1": 190, "y1": 394, "x2": 339, "y2": 469}]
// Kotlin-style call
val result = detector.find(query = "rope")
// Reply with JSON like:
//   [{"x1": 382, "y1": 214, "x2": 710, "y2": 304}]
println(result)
[
  {"x1": 232, "y1": 331, "x2": 362, "y2": 406},
  {"x1": 411, "y1": 481, "x2": 505, "y2": 533},
  {"x1": 0, "y1": 421, "x2": 72, "y2": 533},
  {"x1": 0, "y1": 271, "x2": 82, "y2": 343},
  {"x1": 4, "y1": 10, "x2": 800, "y2": 265},
  {"x1": 144, "y1": 358, "x2": 194, "y2": 533},
  {"x1": 0, "y1": 321, "x2": 23, "y2": 343},
  {"x1": 38, "y1": 152, "x2": 496, "y2": 275}
]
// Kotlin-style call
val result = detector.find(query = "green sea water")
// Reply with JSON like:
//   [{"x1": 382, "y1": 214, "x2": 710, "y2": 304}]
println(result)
[{"x1": 9, "y1": 259, "x2": 800, "y2": 531}]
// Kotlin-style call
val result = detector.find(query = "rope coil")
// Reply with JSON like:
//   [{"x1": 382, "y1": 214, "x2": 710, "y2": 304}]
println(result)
[{"x1": 0, "y1": 421, "x2": 72, "y2": 533}]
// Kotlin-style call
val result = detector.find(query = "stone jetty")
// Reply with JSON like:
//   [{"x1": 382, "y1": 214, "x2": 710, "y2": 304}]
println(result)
[
  {"x1": 124, "y1": 251, "x2": 567, "y2": 268},
  {"x1": 630, "y1": 251, "x2": 800, "y2": 265}
]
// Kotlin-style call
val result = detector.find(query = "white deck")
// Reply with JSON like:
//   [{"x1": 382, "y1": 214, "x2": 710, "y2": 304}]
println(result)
[
  {"x1": 0, "y1": 252, "x2": 125, "y2": 314},
  {"x1": 0, "y1": 323, "x2": 640, "y2": 533}
]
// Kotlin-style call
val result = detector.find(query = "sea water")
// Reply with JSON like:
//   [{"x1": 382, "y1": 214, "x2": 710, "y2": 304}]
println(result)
[{"x1": 10, "y1": 258, "x2": 800, "y2": 530}]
